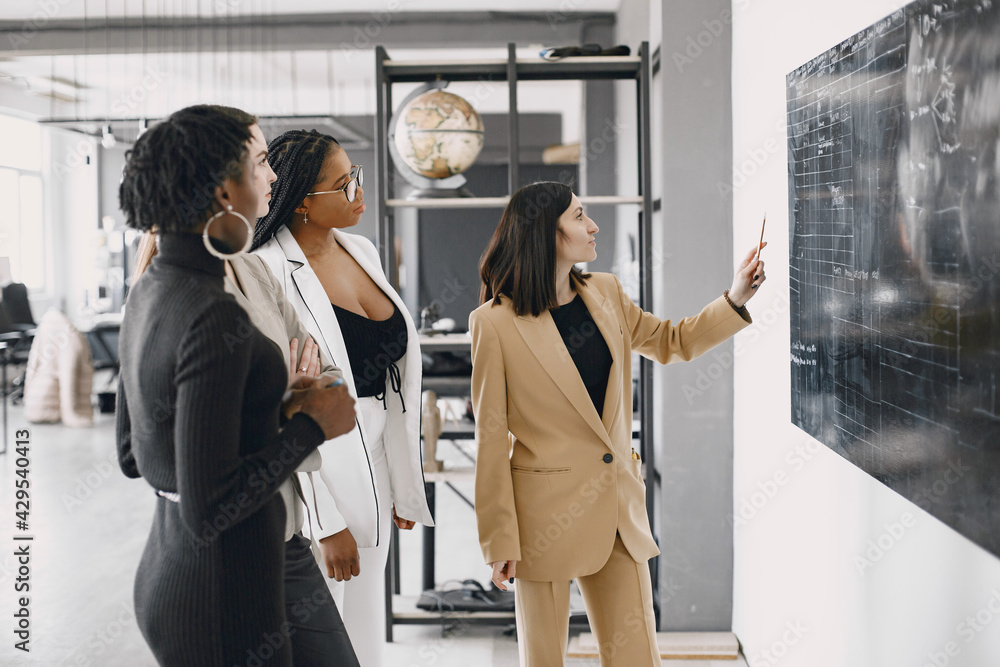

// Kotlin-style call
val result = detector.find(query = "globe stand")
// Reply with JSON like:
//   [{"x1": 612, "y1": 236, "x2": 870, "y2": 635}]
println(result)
[
  {"x1": 405, "y1": 182, "x2": 476, "y2": 200},
  {"x1": 388, "y1": 80, "x2": 482, "y2": 199}
]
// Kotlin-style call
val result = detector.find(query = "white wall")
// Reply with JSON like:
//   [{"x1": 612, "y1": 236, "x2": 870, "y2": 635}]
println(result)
[
  {"x1": 40, "y1": 128, "x2": 99, "y2": 324},
  {"x1": 730, "y1": 1, "x2": 1000, "y2": 666}
]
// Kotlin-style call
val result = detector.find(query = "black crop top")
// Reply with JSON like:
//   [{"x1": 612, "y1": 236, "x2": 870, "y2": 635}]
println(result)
[{"x1": 333, "y1": 302, "x2": 408, "y2": 411}]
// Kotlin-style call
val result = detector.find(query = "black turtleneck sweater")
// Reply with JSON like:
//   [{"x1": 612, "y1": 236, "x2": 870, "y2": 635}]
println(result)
[{"x1": 115, "y1": 233, "x2": 325, "y2": 667}]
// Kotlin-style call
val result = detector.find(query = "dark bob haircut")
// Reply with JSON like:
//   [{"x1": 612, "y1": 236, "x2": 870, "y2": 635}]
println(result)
[
  {"x1": 251, "y1": 129, "x2": 341, "y2": 251},
  {"x1": 479, "y1": 181, "x2": 589, "y2": 317},
  {"x1": 119, "y1": 104, "x2": 253, "y2": 233}
]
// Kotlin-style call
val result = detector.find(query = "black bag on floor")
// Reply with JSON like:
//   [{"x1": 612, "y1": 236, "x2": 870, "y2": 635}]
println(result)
[{"x1": 416, "y1": 579, "x2": 514, "y2": 613}]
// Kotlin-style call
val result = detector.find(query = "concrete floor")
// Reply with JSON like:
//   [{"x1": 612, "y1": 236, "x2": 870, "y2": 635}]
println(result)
[{"x1": 0, "y1": 392, "x2": 746, "y2": 666}]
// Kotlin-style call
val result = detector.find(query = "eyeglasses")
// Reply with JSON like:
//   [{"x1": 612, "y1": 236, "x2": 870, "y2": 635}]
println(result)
[{"x1": 307, "y1": 165, "x2": 364, "y2": 203}]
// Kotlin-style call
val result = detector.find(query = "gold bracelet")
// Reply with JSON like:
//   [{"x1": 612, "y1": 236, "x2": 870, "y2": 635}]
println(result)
[{"x1": 723, "y1": 289, "x2": 745, "y2": 314}]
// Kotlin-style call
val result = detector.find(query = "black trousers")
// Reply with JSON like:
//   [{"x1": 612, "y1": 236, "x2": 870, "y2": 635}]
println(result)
[{"x1": 284, "y1": 532, "x2": 360, "y2": 666}]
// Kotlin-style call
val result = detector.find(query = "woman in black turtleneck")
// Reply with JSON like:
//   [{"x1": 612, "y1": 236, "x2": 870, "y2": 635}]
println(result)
[{"x1": 115, "y1": 105, "x2": 356, "y2": 667}]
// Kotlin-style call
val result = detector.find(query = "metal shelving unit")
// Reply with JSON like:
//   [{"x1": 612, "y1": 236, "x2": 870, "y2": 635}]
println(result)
[{"x1": 375, "y1": 41, "x2": 654, "y2": 641}]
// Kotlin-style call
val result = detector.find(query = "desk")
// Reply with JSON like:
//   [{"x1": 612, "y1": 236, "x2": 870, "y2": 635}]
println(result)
[{"x1": 79, "y1": 316, "x2": 121, "y2": 382}]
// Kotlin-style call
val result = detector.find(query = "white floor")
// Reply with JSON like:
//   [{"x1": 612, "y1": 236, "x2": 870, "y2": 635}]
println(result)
[{"x1": 0, "y1": 390, "x2": 746, "y2": 666}]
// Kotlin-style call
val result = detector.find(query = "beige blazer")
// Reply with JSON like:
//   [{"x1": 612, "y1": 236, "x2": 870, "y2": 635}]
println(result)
[
  {"x1": 224, "y1": 253, "x2": 341, "y2": 541},
  {"x1": 470, "y1": 272, "x2": 751, "y2": 581}
]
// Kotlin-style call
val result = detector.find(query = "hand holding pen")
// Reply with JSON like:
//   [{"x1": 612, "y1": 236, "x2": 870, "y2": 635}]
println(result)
[{"x1": 728, "y1": 213, "x2": 768, "y2": 308}]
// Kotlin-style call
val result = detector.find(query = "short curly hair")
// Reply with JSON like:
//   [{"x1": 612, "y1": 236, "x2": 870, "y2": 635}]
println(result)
[{"x1": 119, "y1": 104, "x2": 253, "y2": 233}]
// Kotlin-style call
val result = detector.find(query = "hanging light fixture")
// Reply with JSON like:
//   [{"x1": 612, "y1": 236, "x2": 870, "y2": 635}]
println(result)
[
  {"x1": 102, "y1": 0, "x2": 112, "y2": 147},
  {"x1": 101, "y1": 123, "x2": 116, "y2": 148}
]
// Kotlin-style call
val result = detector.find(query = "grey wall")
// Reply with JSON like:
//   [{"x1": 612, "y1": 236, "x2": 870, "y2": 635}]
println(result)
[
  {"x1": 618, "y1": 0, "x2": 736, "y2": 631},
  {"x1": 580, "y1": 20, "x2": 617, "y2": 274},
  {"x1": 656, "y1": 0, "x2": 735, "y2": 631}
]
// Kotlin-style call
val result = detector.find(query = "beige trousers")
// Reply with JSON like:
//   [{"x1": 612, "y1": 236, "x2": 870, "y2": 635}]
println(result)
[{"x1": 513, "y1": 533, "x2": 662, "y2": 667}]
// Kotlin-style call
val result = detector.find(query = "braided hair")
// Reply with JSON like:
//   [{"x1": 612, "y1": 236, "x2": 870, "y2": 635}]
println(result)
[
  {"x1": 119, "y1": 105, "x2": 253, "y2": 233},
  {"x1": 251, "y1": 129, "x2": 341, "y2": 250}
]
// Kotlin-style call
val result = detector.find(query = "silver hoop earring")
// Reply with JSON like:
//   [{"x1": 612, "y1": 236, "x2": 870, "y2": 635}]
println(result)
[{"x1": 203, "y1": 204, "x2": 253, "y2": 259}]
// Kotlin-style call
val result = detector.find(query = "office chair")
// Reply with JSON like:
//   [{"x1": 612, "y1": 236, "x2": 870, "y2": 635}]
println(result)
[
  {"x1": 0, "y1": 299, "x2": 34, "y2": 404},
  {"x1": 2, "y1": 282, "x2": 35, "y2": 330}
]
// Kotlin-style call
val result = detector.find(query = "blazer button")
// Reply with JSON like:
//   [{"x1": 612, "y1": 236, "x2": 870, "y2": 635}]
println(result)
[{"x1": 603, "y1": 453, "x2": 614, "y2": 464}]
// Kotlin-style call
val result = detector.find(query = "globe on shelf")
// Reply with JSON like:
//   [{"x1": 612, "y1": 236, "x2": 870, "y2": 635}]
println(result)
[{"x1": 392, "y1": 89, "x2": 485, "y2": 181}]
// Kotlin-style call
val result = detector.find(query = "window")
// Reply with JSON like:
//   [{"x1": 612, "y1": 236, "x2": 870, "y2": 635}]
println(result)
[{"x1": 0, "y1": 115, "x2": 46, "y2": 291}]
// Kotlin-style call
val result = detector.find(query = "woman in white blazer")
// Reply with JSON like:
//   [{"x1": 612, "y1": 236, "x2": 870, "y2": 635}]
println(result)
[{"x1": 252, "y1": 129, "x2": 433, "y2": 666}]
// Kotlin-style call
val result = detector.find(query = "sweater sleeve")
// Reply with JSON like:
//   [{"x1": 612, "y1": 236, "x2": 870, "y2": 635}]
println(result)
[
  {"x1": 173, "y1": 300, "x2": 326, "y2": 537},
  {"x1": 115, "y1": 381, "x2": 141, "y2": 478}
]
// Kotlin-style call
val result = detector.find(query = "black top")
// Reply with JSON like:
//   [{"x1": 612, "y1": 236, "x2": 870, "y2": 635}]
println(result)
[
  {"x1": 550, "y1": 293, "x2": 614, "y2": 416},
  {"x1": 115, "y1": 233, "x2": 325, "y2": 667},
  {"x1": 333, "y1": 302, "x2": 408, "y2": 410}
]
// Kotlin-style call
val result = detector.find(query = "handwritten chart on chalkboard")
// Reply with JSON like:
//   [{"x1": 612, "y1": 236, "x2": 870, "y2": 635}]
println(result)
[{"x1": 787, "y1": 0, "x2": 1000, "y2": 557}]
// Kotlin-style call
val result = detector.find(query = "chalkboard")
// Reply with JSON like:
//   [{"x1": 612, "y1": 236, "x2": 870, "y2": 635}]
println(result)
[{"x1": 787, "y1": 0, "x2": 1000, "y2": 557}]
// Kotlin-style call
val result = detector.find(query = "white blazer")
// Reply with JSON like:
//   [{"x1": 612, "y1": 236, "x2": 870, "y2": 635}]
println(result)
[{"x1": 254, "y1": 226, "x2": 434, "y2": 547}]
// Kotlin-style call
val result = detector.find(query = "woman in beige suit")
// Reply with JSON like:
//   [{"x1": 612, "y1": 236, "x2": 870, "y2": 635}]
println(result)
[{"x1": 471, "y1": 182, "x2": 766, "y2": 666}]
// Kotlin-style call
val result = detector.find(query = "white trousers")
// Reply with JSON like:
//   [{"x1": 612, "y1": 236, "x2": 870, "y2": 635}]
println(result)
[{"x1": 326, "y1": 396, "x2": 392, "y2": 667}]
